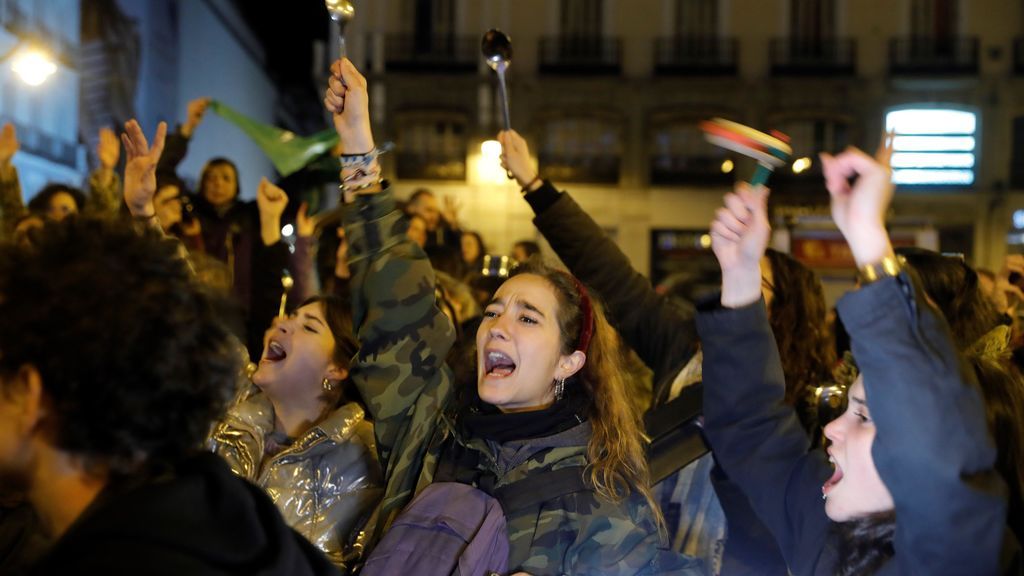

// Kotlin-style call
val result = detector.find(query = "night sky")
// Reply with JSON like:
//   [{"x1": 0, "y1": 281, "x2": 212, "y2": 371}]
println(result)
[{"x1": 232, "y1": 1, "x2": 330, "y2": 128}]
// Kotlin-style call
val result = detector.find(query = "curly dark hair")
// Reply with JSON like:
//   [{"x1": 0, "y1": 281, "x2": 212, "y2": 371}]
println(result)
[
  {"x1": 765, "y1": 249, "x2": 836, "y2": 407},
  {"x1": 26, "y1": 183, "x2": 86, "y2": 216},
  {"x1": 0, "y1": 216, "x2": 240, "y2": 473}
]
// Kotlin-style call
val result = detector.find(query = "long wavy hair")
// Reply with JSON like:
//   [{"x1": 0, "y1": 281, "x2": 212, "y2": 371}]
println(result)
[
  {"x1": 765, "y1": 249, "x2": 836, "y2": 406},
  {"x1": 509, "y1": 263, "x2": 664, "y2": 530}
]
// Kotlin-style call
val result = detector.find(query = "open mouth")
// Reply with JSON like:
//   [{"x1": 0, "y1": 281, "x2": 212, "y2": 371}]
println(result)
[
  {"x1": 263, "y1": 340, "x2": 287, "y2": 363},
  {"x1": 484, "y1": 350, "x2": 517, "y2": 378},
  {"x1": 823, "y1": 454, "x2": 844, "y2": 495}
]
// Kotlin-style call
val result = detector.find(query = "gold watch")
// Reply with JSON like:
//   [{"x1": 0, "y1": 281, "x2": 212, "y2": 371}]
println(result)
[{"x1": 857, "y1": 255, "x2": 904, "y2": 284}]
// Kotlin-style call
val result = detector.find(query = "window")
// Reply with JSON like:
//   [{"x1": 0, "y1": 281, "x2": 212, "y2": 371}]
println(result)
[
  {"x1": 675, "y1": 0, "x2": 717, "y2": 38},
  {"x1": 538, "y1": 115, "x2": 622, "y2": 184},
  {"x1": 910, "y1": 0, "x2": 958, "y2": 39},
  {"x1": 1011, "y1": 116, "x2": 1024, "y2": 188},
  {"x1": 790, "y1": 0, "x2": 836, "y2": 42},
  {"x1": 394, "y1": 110, "x2": 467, "y2": 181},
  {"x1": 560, "y1": 0, "x2": 603, "y2": 38},
  {"x1": 771, "y1": 116, "x2": 851, "y2": 175},
  {"x1": 649, "y1": 115, "x2": 733, "y2": 184},
  {"x1": 885, "y1": 107, "x2": 976, "y2": 186}
]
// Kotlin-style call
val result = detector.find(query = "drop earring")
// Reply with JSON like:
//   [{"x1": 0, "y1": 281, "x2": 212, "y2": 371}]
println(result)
[{"x1": 554, "y1": 378, "x2": 565, "y2": 402}]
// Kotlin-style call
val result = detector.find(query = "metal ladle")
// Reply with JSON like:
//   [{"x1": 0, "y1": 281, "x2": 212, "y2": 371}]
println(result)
[
  {"x1": 481, "y1": 29, "x2": 513, "y2": 131},
  {"x1": 326, "y1": 0, "x2": 355, "y2": 59}
]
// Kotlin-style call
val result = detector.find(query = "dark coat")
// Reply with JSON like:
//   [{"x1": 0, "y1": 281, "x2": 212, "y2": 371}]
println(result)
[
  {"x1": 698, "y1": 274, "x2": 1018, "y2": 575},
  {"x1": 30, "y1": 452, "x2": 338, "y2": 575}
]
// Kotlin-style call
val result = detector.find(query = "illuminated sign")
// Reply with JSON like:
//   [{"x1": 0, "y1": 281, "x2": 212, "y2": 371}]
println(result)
[{"x1": 885, "y1": 108, "x2": 976, "y2": 186}]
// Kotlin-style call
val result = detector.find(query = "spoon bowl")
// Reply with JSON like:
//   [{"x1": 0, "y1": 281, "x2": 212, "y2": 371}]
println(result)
[{"x1": 325, "y1": 0, "x2": 355, "y2": 58}]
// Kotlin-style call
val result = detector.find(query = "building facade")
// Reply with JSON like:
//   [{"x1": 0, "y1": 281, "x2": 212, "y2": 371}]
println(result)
[{"x1": 345, "y1": 0, "x2": 1024, "y2": 297}]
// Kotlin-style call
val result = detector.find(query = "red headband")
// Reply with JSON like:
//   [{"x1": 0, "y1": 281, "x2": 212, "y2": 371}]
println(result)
[{"x1": 566, "y1": 273, "x2": 594, "y2": 353}]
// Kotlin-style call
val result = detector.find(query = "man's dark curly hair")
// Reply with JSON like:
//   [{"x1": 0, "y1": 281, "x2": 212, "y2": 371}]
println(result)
[{"x1": 0, "y1": 216, "x2": 240, "y2": 473}]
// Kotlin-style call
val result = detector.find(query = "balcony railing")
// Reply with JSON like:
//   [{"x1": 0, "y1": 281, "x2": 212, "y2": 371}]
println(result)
[
  {"x1": 889, "y1": 37, "x2": 979, "y2": 75},
  {"x1": 539, "y1": 37, "x2": 622, "y2": 75},
  {"x1": 654, "y1": 37, "x2": 738, "y2": 76},
  {"x1": 384, "y1": 34, "x2": 477, "y2": 73},
  {"x1": 395, "y1": 151, "x2": 466, "y2": 181},
  {"x1": 650, "y1": 155, "x2": 735, "y2": 185},
  {"x1": 539, "y1": 153, "x2": 620, "y2": 183},
  {"x1": 3, "y1": 120, "x2": 78, "y2": 168},
  {"x1": 1015, "y1": 37, "x2": 1024, "y2": 75},
  {"x1": 770, "y1": 38, "x2": 856, "y2": 76}
]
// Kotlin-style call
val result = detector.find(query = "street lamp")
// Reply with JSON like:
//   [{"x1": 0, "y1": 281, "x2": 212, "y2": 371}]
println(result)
[{"x1": 0, "y1": 41, "x2": 57, "y2": 87}]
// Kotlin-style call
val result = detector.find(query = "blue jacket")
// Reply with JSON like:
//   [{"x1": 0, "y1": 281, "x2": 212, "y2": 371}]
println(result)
[{"x1": 698, "y1": 273, "x2": 1014, "y2": 575}]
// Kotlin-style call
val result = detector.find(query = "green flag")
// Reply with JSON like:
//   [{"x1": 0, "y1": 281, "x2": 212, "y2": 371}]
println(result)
[{"x1": 210, "y1": 100, "x2": 338, "y2": 177}]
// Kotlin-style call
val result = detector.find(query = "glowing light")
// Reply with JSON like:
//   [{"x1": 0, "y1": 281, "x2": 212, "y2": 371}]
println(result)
[
  {"x1": 481, "y1": 139, "x2": 502, "y2": 160},
  {"x1": 720, "y1": 159, "x2": 734, "y2": 173},
  {"x1": 11, "y1": 48, "x2": 57, "y2": 86},
  {"x1": 699, "y1": 234, "x2": 712, "y2": 249},
  {"x1": 892, "y1": 135, "x2": 975, "y2": 152},
  {"x1": 890, "y1": 152, "x2": 975, "y2": 169},
  {"x1": 885, "y1": 108, "x2": 977, "y2": 186},
  {"x1": 891, "y1": 169, "x2": 974, "y2": 186},
  {"x1": 1013, "y1": 210, "x2": 1024, "y2": 230},
  {"x1": 791, "y1": 157, "x2": 812, "y2": 174},
  {"x1": 281, "y1": 224, "x2": 294, "y2": 237},
  {"x1": 886, "y1": 109, "x2": 976, "y2": 135}
]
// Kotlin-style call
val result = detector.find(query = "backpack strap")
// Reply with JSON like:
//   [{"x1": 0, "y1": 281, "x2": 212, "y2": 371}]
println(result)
[{"x1": 492, "y1": 466, "x2": 589, "y2": 515}]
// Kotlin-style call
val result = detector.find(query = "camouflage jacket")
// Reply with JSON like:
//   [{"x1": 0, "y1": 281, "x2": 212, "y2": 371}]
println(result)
[
  {"x1": 208, "y1": 386, "x2": 383, "y2": 568},
  {"x1": 346, "y1": 189, "x2": 705, "y2": 575}
]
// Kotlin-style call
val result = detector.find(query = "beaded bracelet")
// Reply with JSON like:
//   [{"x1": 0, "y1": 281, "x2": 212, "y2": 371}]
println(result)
[{"x1": 339, "y1": 142, "x2": 394, "y2": 169}]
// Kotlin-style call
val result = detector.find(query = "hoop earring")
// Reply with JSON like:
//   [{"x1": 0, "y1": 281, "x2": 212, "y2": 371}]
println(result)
[
  {"x1": 322, "y1": 377, "x2": 334, "y2": 392},
  {"x1": 554, "y1": 377, "x2": 565, "y2": 402}
]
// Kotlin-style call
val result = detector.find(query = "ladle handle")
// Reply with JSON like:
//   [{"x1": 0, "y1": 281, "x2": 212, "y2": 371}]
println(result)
[
  {"x1": 338, "y1": 32, "x2": 348, "y2": 60},
  {"x1": 495, "y1": 66, "x2": 514, "y2": 179}
]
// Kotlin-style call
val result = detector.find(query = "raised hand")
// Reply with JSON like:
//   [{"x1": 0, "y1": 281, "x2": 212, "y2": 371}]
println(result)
[
  {"x1": 709, "y1": 183, "x2": 771, "y2": 308},
  {"x1": 296, "y1": 201, "x2": 322, "y2": 238},
  {"x1": 995, "y1": 255, "x2": 1024, "y2": 314},
  {"x1": 498, "y1": 129, "x2": 537, "y2": 189},
  {"x1": 0, "y1": 123, "x2": 19, "y2": 166},
  {"x1": 257, "y1": 177, "x2": 288, "y2": 246},
  {"x1": 819, "y1": 141, "x2": 895, "y2": 267},
  {"x1": 324, "y1": 58, "x2": 373, "y2": 155},
  {"x1": 441, "y1": 195, "x2": 461, "y2": 229},
  {"x1": 97, "y1": 127, "x2": 120, "y2": 170},
  {"x1": 182, "y1": 97, "x2": 211, "y2": 138},
  {"x1": 121, "y1": 120, "x2": 167, "y2": 217}
]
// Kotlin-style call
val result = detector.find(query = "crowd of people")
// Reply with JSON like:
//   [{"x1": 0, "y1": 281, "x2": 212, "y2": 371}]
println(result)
[{"x1": 0, "y1": 56, "x2": 1020, "y2": 576}]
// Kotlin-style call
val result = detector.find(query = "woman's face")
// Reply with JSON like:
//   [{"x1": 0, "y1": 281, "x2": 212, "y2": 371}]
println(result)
[
  {"x1": 822, "y1": 376, "x2": 894, "y2": 521},
  {"x1": 154, "y1": 185, "x2": 183, "y2": 231},
  {"x1": 202, "y1": 164, "x2": 237, "y2": 208},
  {"x1": 476, "y1": 274, "x2": 583, "y2": 413},
  {"x1": 461, "y1": 234, "x2": 481, "y2": 265},
  {"x1": 253, "y1": 303, "x2": 344, "y2": 398},
  {"x1": 47, "y1": 192, "x2": 78, "y2": 222}
]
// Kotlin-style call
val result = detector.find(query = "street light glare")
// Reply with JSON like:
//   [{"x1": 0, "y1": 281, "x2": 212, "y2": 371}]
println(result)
[
  {"x1": 11, "y1": 48, "x2": 57, "y2": 86},
  {"x1": 481, "y1": 139, "x2": 502, "y2": 160}
]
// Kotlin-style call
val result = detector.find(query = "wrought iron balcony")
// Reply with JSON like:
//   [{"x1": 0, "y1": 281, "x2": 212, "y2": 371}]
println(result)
[
  {"x1": 539, "y1": 153, "x2": 620, "y2": 184},
  {"x1": 653, "y1": 37, "x2": 738, "y2": 76},
  {"x1": 889, "y1": 37, "x2": 979, "y2": 75},
  {"x1": 770, "y1": 38, "x2": 856, "y2": 76},
  {"x1": 538, "y1": 36, "x2": 622, "y2": 75},
  {"x1": 384, "y1": 34, "x2": 477, "y2": 73}
]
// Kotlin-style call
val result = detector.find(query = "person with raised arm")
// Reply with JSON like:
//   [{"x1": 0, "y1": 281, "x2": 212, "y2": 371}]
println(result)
[{"x1": 697, "y1": 145, "x2": 1017, "y2": 574}]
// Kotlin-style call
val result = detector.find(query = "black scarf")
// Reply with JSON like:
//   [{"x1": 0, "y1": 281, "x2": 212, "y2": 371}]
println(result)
[{"x1": 459, "y1": 379, "x2": 589, "y2": 443}]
